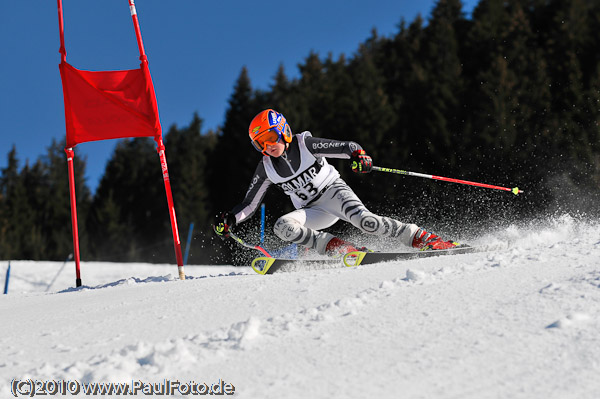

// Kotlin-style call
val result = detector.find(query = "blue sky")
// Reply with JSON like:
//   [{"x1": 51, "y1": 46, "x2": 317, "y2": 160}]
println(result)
[{"x1": 0, "y1": 0, "x2": 478, "y2": 193}]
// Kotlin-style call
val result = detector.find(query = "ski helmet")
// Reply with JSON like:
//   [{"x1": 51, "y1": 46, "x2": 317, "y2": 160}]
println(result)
[{"x1": 248, "y1": 109, "x2": 292, "y2": 154}]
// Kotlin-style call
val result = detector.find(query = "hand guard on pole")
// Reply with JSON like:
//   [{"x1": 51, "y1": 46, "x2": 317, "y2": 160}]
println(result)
[
  {"x1": 214, "y1": 211, "x2": 236, "y2": 239},
  {"x1": 351, "y1": 150, "x2": 373, "y2": 174}
]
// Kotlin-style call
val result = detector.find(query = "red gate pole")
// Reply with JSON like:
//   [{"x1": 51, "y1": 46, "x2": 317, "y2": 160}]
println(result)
[
  {"x1": 58, "y1": 0, "x2": 82, "y2": 287},
  {"x1": 128, "y1": 0, "x2": 185, "y2": 280},
  {"x1": 57, "y1": 0, "x2": 66, "y2": 63},
  {"x1": 65, "y1": 148, "x2": 82, "y2": 287},
  {"x1": 157, "y1": 139, "x2": 185, "y2": 278}
]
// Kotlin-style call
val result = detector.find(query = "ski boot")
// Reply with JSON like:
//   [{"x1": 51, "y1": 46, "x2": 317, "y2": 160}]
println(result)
[
  {"x1": 325, "y1": 237, "x2": 371, "y2": 257},
  {"x1": 412, "y1": 229, "x2": 460, "y2": 251}
]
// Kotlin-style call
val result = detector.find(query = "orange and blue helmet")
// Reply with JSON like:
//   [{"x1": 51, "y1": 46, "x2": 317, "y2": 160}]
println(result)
[{"x1": 248, "y1": 109, "x2": 292, "y2": 154}]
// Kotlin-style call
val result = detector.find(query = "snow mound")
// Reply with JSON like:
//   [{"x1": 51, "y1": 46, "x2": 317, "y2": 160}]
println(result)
[{"x1": 546, "y1": 313, "x2": 591, "y2": 329}]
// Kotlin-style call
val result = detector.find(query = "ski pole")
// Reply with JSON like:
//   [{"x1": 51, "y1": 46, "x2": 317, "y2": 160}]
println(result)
[
  {"x1": 218, "y1": 228, "x2": 272, "y2": 257},
  {"x1": 372, "y1": 166, "x2": 523, "y2": 195}
]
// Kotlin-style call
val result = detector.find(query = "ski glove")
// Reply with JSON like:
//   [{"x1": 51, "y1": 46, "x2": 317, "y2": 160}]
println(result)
[
  {"x1": 351, "y1": 149, "x2": 373, "y2": 173},
  {"x1": 214, "y1": 211, "x2": 236, "y2": 238}
]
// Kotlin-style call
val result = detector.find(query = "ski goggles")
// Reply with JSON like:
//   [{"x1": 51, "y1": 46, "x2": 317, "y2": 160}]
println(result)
[
  {"x1": 251, "y1": 127, "x2": 288, "y2": 153},
  {"x1": 252, "y1": 122, "x2": 292, "y2": 155}
]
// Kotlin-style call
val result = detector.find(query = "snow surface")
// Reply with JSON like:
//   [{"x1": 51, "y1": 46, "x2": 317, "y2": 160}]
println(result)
[{"x1": 1, "y1": 214, "x2": 600, "y2": 398}]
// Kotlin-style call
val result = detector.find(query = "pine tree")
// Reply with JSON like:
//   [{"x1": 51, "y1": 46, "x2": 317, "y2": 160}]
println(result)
[
  {"x1": 348, "y1": 33, "x2": 397, "y2": 162},
  {"x1": 468, "y1": 2, "x2": 552, "y2": 182},
  {"x1": 382, "y1": 16, "x2": 426, "y2": 166},
  {"x1": 295, "y1": 52, "x2": 328, "y2": 133},
  {"x1": 88, "y1": 138, "x2": 166, "y2": 262},
  {"x1": 417, "y1": 0, "x2": 466, "y2": 170},
  {"x1": 0, "y1": 147, "x2": 27, "y2": 259},
  {"x1": 40, "y1": 139, "x2": 91, "y2": 260},
  {"x1": 0, "y1": 141, "x2": 92, "y2": 260},
  {"x1": 269, "y1": 64, "x2": 295, "y2": 117},
  {"x1": 345, "y1": 34, "x2": 399, "y2": 206},
  {"x1": 544, "y1": 0, "x2": 593, "y2": 183},
  {"x1": 586, "y1": 62, "x2": 600, "y2": 188},
  {"x1": 207, "y1": 67, "x2": 260, "y2": 214},
  {"x1": 314, "y1": 53, "x2": 354, "y2": 142},
  {"x1": 164, "y1": 114, "x2": 218, "y2": 264},
  {"x1": 204, "y1": 67, "x2": 270, "y2": 264}
]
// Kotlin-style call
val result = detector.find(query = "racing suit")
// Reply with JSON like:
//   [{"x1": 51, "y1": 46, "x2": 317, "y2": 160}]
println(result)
[{"x1": 230, "y1": 132, "x2": 419, "y2": 254}]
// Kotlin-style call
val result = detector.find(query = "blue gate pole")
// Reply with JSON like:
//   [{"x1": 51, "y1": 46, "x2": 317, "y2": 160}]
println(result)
[
  {"x1": 260, "y1": 203, "x2": 266, "y2": 245},
  {"x1": 3, "y1": 262, "x2": 10, "y2": 295},
  {"x1": 183, "y1": 222, "x2": 194, "y2": 266}
]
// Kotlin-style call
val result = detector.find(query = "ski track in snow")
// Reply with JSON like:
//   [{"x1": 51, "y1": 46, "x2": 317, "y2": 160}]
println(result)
[{"x1": 1, "y1": 215, "x2": 600, "y2": 398}]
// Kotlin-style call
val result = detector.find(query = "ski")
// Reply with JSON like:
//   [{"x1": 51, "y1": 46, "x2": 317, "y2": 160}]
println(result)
[
  {"x1": 252, "y1": 244, "x2": 504, "y2": 274},
  {"x1": 342, "y1": 245, "x2": 486, "y2": 267},
  {"x1": 251, "y1": 257, "x2": 341, "y2": 275}
]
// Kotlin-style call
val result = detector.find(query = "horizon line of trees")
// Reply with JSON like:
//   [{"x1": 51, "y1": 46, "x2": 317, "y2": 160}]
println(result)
[{"x1": 2, "y1": 0, "x2": 599, "y2": 264}]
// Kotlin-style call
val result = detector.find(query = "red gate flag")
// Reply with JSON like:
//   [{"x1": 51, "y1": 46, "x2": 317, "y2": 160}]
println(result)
[
  {"x1": 59, "y1": 61, "x2": 161, "y2": 148},
  {"x1": 57, "y1": 0, "x2": 185, "y2": 287}
]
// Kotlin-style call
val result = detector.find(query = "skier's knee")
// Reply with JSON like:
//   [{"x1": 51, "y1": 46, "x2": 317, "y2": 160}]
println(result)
[
  {"x1": 355, "y1": 211, "x2": 384, "y2": 235},
  {"x1": 273, "y1": 216, "x2": 302, "y2": 242}
]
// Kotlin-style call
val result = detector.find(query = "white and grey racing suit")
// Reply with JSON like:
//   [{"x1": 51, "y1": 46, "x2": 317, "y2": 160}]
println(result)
[{"x1": 230, "y1": 132, "x2": 419, "y2": 254}]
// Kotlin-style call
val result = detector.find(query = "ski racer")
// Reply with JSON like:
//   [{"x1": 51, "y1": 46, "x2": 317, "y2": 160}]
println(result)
[{"x1": 214, "y1": 109, "x2": 460, "y2": 256}]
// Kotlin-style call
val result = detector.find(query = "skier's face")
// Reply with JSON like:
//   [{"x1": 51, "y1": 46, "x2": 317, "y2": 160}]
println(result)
[{"x1": 264, "y1": 141, "x2": 286, "y2": 157}]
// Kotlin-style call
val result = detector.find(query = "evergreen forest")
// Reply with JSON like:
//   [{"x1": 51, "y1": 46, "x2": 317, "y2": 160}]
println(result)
[{"x1": 2, "y1": 0, "x2": 599, "y2": 265}]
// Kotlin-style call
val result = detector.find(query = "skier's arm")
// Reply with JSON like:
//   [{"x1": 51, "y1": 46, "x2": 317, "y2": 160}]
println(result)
[
  {"x1": 305, "y1": 135, "x2": 372, "y2": 173},
  {"x1": 304, "y1": 135, "x2": 363, "y2": 159},
  {"x1": 230, "y1": 161, "x2": 272, "y2": 224}
]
